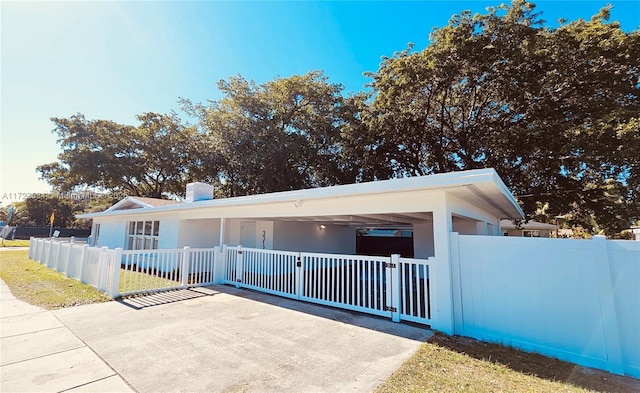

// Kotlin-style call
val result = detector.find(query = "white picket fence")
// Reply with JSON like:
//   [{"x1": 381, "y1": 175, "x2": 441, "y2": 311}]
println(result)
[
  {"x1": 29, "y1": 238, "x2": 434, "y2": 326},
  {"x1": 29, "y1": 238, "x2": 219, "y2": 298},
  {"x1": 224, "y1": 246, "x2": 434, "y2": 325}
]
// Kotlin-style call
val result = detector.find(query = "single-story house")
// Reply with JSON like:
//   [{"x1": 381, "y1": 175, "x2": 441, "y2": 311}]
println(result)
[
  {"x1": 500, "y1": 219, "x2": 559, "y2": 238},
  {"x1": 79, "y1": 168, "x2": 525, "y2": 261}
]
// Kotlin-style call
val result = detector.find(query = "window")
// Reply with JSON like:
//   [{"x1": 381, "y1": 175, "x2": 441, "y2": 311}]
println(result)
[
  {"x1": 127, "y1": 221, "x2": 159, "y2": 250},
  {"x1": 522, "y1": 230, "x2": 540, "y2": 238}
]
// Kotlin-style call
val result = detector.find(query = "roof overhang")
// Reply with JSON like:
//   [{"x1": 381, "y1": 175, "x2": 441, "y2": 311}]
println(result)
[{"x1": 78, "y1": 168, "x2": 525, "y2": 225}]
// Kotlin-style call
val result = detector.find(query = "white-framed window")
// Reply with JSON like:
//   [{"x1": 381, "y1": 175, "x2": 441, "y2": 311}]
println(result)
[
  {"x1": 127, "y1": 221, "x2": 160, "y2": 250},
  {"x1": 523, "y1": 230, "x2": 540, "y2": 238}
]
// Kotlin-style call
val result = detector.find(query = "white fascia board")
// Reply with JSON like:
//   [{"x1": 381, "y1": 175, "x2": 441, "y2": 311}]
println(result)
[{"x1": 79, "y1": 168, "x2": 521, "y2": 219}]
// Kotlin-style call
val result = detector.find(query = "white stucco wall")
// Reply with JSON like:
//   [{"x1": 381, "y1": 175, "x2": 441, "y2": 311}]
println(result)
[
  {"x1": 92, "y1": 217, "x2": 127, "y2": 249},
  {"x1": 452, "y1": 216, "x2": 479, "y2": 235},
  {"x1": 273, "y1": 221, "x2": 356, "y2": 254},
  {"x1": 413, "y1": 221, "x2": 435, "y2": 258},
  {"x1": 177, "y1": 218, "x2": 221, "y2": 248}
]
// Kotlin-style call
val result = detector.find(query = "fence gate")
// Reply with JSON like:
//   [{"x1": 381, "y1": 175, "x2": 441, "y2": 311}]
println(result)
[{"x1": 223, "y1": 246, "x2": 434, "y2": 326}]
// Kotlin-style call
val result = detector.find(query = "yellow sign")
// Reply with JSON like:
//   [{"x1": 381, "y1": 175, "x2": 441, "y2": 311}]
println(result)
[{"x1": 49, "y1": 212, "x2": 55, "y2": 225}]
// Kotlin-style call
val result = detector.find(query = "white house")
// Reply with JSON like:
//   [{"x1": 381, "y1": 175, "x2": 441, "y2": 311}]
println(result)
[
  {"x1": 500, "y1": 219, "x2": 558, "y2": 238},
  {"x1": 42, "y1": 168, "x2": 640, "y2": 378},
  {"x1": 79, "y1": 168, "x2": 525, "y2": 259}
]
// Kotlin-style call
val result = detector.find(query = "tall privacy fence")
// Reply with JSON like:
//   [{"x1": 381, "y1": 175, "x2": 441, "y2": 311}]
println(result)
[{"x1": 450, "y1": 234, "x2": 640, "y2": 379}]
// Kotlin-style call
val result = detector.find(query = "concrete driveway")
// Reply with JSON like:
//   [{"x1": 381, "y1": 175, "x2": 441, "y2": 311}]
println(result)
[{"x1": 53, "y1": 285, "x2": 432, "y2": 393}]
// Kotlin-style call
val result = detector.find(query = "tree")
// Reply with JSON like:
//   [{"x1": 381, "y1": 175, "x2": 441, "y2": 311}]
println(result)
[
  {"x1": 38, "y1": 112, "x2": 201, "y2": 198},
  {"x1": 9, "y1": 195, "x2": 73, "y2": 227},
  {"x1": 183, "y1": 71, "x2": 357, "y2": 196},
  {"x1": 358, "y1": 0, "x2": 639, "y2": 234}
]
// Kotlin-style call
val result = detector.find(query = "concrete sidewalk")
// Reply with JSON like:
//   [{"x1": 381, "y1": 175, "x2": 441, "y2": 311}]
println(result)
[{"x1": 0, "y1": 280, "x2": 135, "y2": 392}]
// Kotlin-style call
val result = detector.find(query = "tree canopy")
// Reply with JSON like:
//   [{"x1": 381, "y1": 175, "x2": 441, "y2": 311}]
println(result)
[
  {"x1": 38, "y1": 112, "x2": 200, "y2": 198},
  {"x1": 181, "y1": 71, "x2": 360, "y2": 196},
  {"x1": 358, "y1": 1, "x2": 639, "y2": 234},
  {"x1": 38, "y1": 0, "x2": 639, "y2": 235}
]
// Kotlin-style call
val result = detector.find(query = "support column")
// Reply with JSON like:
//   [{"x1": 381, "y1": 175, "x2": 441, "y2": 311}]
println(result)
[
  {"x1": 431, "y1": 192, "x2": 455, "y2": 335},
  {"x1": 219, "y1": 218, "x2": 226, "y2": 247}
]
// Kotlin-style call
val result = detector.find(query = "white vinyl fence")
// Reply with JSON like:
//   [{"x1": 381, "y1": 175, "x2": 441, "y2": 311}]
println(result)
[
  {"x1": 29, "y1": 238, "x2": 219, "y2": 298},
  {"x1": 223, "y1": 246, "x2": 435, "y2": 325},
  {"x1": 450, "y1": 233, "x2": 640, "y2": 379}
]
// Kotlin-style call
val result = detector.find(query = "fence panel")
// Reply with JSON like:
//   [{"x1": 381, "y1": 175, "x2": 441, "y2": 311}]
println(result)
[
  {"x1": 227, "y1": 247, "x2": 299, "y2": 299},
  {"x1": 65, "y1": 244, "x2": 85, "y2": 279},
  {"x1": 186, "y1": 248, "x2": 217, "y2": 287},
  {"x1": 27, "y1": 239, "x2": 219, "y2": 298},
  {"x1": 82, "y1": 247, "x2": 106, "y2": 289},
  {"x1": 398, "y1": 257, "x2": 433, "y2": 325},
  {"x1": 119, "y1": 249, "x2": 184, "y2": 296},
  {"x1": 300, "y1": 252, "x2": 390, "y2": 318}
]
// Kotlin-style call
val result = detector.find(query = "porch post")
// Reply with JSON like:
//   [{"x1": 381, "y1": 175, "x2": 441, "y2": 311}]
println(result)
[
  {"x1": 219, "y1": 218, "x2": 226, "y2": 246},
  {"x1": 431, "y1": 192, "x2": 455, "y2": 335}
]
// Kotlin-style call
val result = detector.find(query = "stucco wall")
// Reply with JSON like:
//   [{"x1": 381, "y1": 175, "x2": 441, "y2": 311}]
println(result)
[
  {"x1": 177, "y1": 218, "x2": 221, "y2": 248},
  {"x1": 413, "y1": 221, "x2": 435, "y2": 258},
  {"x1": 273, "y1": 221, "x2": 356, "y2": 254},
  {"x1": 452, "y1": 216, "x2": 479, "y2": 235},
  {"x1": 93, "y1": 218, "x2": 126, "y2": 249}
]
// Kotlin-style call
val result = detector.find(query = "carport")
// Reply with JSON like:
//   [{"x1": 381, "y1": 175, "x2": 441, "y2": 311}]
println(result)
[{"x1": 78, "y1": 168, "x2": 525, "y2": 334}]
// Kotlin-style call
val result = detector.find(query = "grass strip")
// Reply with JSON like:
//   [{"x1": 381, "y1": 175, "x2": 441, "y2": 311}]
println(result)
[
  {"x1": 0, "y1": 250, "x2": 111, "y2": 309},
  {"x1": 376, "y1": 333, "x2": 638, "y2": 393},
  {"x1": 0, "y1": 239, "x2": 31, "y2": 247}
]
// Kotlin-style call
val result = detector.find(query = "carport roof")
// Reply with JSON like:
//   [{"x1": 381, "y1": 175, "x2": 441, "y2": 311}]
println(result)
[{"x1": 78, "y1": 168, "x2": 525, "y2": 224}]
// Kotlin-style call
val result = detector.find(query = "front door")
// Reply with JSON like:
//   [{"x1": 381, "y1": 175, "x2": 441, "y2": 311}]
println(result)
[{"x1": 240, "y1": 221, "x2": 256, "y2": 248}]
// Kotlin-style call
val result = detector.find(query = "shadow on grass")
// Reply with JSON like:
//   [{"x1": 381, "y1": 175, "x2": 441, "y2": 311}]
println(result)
[{"x1": 428, "y1": 333, "x2": 640, "y2": 393}]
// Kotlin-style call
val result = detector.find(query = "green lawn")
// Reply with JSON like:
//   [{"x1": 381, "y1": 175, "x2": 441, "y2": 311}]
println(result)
[
  {"x1": 0, "y1": 250, "x2": 111, "y2": 309},
  {"x1": 376, "y1": 333, "x2": 638, "y2": 393},
  {"x1": 119, "y1": 269, "x2": 182, "y2": 294},
  {"x1": 0, "y1": 239, "x2": 31, "y2": 247}
]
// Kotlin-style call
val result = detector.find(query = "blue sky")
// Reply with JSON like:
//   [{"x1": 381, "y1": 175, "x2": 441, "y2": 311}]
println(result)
[{"x1": 1, "y1": 1, "x2": 639, "y2": 204}]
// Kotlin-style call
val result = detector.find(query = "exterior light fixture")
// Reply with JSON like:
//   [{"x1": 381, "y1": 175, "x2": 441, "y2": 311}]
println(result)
[{"x1": 320, "y1": 224, "x2": 326, "y2": 229}]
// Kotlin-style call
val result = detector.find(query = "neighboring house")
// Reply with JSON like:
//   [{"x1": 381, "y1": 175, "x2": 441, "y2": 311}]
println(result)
[
  {"x1": 500, "y1": 219, "x2": 559, "y2": 238},
  {"x1": 78, "y1": 168, "x2": 525, "y2": 260},
  {"x1": 630, "y1": 225, "x2": 640, "y2": 241}
]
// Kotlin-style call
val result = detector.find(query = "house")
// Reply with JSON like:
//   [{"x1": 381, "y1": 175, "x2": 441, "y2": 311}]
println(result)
[
  {"x1": 44, "y1": 168, "x2": 640, "y2": 378},
  {"x1": 78, "y1": 168, "x2": 525, "y2": 260},
  {"x1": 500, "y1": 219, "x2": 559, "y2": 238}
]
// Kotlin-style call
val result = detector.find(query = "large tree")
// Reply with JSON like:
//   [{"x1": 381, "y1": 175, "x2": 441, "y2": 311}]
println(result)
[
  {"x1": 38, "y1": 112, "x2": 201, "y2": 198},
  {"x1": 358, "y1": 0, "x2": 639, "y2": 234},
  {"x1": 183, "y1": 71, "x2": 358, "y2": 196}
]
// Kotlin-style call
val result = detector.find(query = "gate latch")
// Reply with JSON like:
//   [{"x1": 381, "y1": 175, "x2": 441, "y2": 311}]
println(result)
[{"x1": 296, "y1": 257, "x2": 302, "y2": 267}]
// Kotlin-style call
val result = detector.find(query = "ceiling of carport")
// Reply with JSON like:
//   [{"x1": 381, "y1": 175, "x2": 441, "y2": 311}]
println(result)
[{"x1": 237, "y1": 211, "x2": 434, "y2": 227}]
